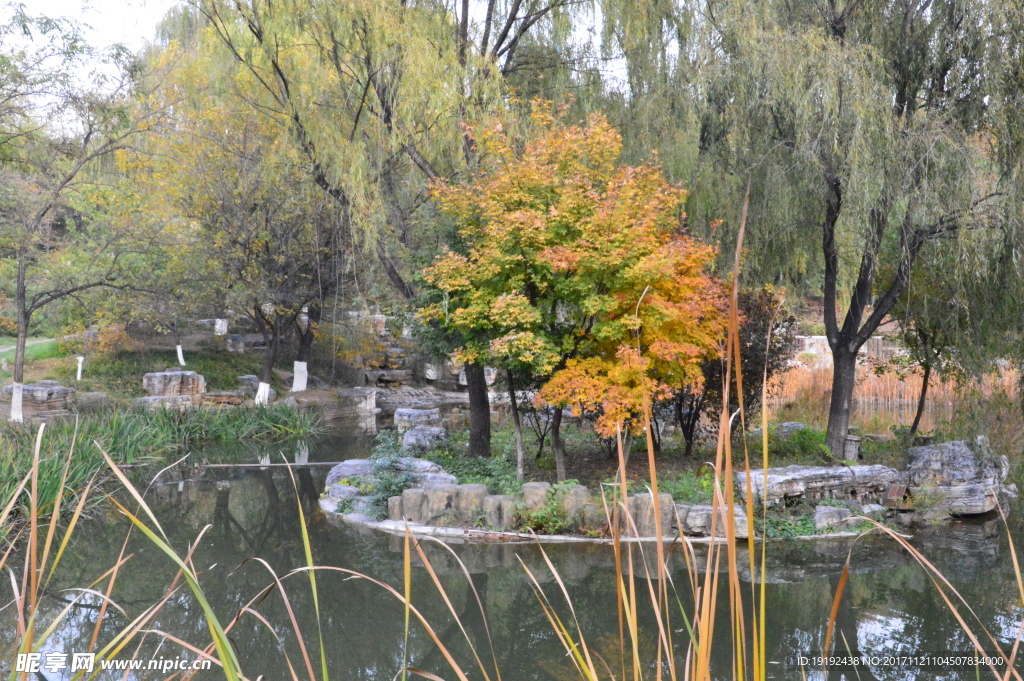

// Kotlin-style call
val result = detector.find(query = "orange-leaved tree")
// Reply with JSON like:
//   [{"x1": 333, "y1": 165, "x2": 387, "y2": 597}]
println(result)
[{"x1": 421, "y1": 102, "x2": 726, "y2": 477}]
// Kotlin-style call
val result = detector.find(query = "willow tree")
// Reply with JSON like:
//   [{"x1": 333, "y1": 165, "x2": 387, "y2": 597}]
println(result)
[{"x1": 667, "y1": 0, "x2": 1024, "y2": 454}]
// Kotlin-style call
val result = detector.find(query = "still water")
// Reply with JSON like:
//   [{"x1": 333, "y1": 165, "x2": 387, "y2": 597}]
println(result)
[{"x1": 6, "y1": 435, "x2": 1023, "y2": 680}]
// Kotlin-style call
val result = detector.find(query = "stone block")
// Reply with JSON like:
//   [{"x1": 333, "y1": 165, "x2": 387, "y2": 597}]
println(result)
[
  {"x1": 328, "y1": 484, "x2": 360, "y2": 500},
  {"x1": 75, "y1": 392, "x2": 111, "y2": 412},
  {"x1": 559, "y1": 485, "x2": 590, "y2": 522},
  {"x1": 226, "y1": 335, "x2": 246, "y2": 353},
  {"x1": 402, "y1": 425, "x2": 447, "y2": 451},
  {"x1": 861, "y1": 503, "x2": 887, "y2": 521},
  {"x1": 682, "y1": 505, "x2": 748, "y2": 538},
  {"x1": 627, "y1": 493, "x2": 674, "y2": 538},
  {"x1": 394, "y1": 408, "x2": 442, "y2": 430},
  {"x1": 132, "y1": 395, "x2": 193, "y2": 411},
  {"x1": 814, "y1": 505, "x2": 853, "y2": 531},
  {"x1": 736, "y1": 464, "x2": 900, "y2": 507},
  {"x1": 521, "y1": 482, "x2": 551, "y2": 512},
  {"x1": 674, "y1": 504, "x2": 691, "y2": 531},
  {"x1": 143, "y1": 370, "x2": 206, "y2": 397},
  {"x1": 484, "y1": 495, "x2": 516, "y2": 530},
  {"x1": 423, "y1": 484, "x2": 459, "y2": 522},
  {"x1": 199, "y1": 390, "x2": 245, "y2": 406},
  {"x1": 237, "y1": 375, "x2": 260, "y2": 395},
  {"x1": 388, "y1": 495, "x2": 404, "y2": 521},
  {"x1": 907, "y1": 439, "x2": 1004, "y2": 516},
  {"x1": 457, "y1": 484, "x2": 488, "y2": 517},
  {"x1": 401, "y1": 488, "x2": 427, "y2": 523},
  {"x1": 580, "y1": 504, "x2": 607, "y2": 533},
  {"x1": 336, "y1": 388, "x2": 379, "y2": 415}
]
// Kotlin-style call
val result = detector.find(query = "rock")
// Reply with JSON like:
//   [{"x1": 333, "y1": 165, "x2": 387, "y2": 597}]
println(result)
[
  {"x1": 860, "y1": 503, "x2": 887, "y2": 521},
  {"x1": 401, "y1": 425, "x2": 448, "y2": 450},
  {"x1": 559, "y1": 485, "x2": 590, "y2": 523},
  {"x1": 814, "y1": 506, "x2": 853, "y2": 531},
  {"x1": 75, "y1": 391, "x2": 111, "y2": 412},
  {"x1": 457, "y1": 484, "x2": 488, "y2": 517},
  {"x1": 674, "y1": 504, "x2": 691, "y2": 530},
  {"x1": 906, "y1": 438, "x2": 1004, "y2": 516},
  {"x1": 682, "y1": 505, "x2": 749, "y2": 538},
  {"x1": 199, "y1": 390, "x2": 245, "y2": 406},
  {"x1": 2, "y1": 382, "x2": 75, "y2": 409},
  {"x1": 401, "y1": 488, "x2": 427, "y2": 523},
  {"x1": 423, "y1": 363, "x2": 440, "y2": 381},
  {"x1": 423, "y1": 484, "x2": 459, "y2": 523},
  {"x1": 893, "y1": 511, "x2": 916, "y2": 528},
  {"x1": 863, "y1": 433, "x2": 897, "y2": 443},
  {"x1": 328, "y1": 484, "x2": 360, "y2": 500},
  {"x1": 484, "y1": 495, "x2": 516, "y2": 530},
  {"x1": 388, "y1": 495, "x2": 404, "y2": 520},
  {"x1": 237, "y1": 375, "x2": 260, "y2": 395},
  {"x1": 132, "y1": 395, "x2": 193, "y2": 411},
  {"x1": 319, "y1": 497, "x2": 339, "y2": 514},
  {"x1": 279, "y1": 396, "x2": 299, "y2": 408},
  {"x1": 336, "y1": 388, "x2": 379, "y2": 415},
  {"x1": 394, "y1": 408, "x2": 442, "y2": 430},
  {"x1": 226, "y1": 334, "x2": 246, "y2": 353},
  {"x1": 627, "y1": 493, "x2": 674, "y2": 538},
  {"x1": 580, "y1": 504, "x2": 607, "y2": 533},
  {"x1": 737, "y1": 464, "x2": 900, "y2": 507},
  {"x1": 1003, "y1": 484, "x2": 1020, "y2": 499},
  {"x1": 521, "y1": 482, "x2": 551, "y2": 512},
  {"x1": 325, "y1": 459, "x2": 374, "y2": 483},
  {"x1": 143, "y1": 371, "x2": 206, "y2": 397}
]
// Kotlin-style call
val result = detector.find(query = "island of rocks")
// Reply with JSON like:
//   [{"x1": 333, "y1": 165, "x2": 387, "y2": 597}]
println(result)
[{"x1": 319, "y1": 434, "x2": 1016, "y2": 542}]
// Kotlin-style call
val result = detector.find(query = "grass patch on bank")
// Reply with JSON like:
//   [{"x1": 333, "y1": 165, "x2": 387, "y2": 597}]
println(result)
[
  {"x1": 0, "y1": 339, "x2": 66, "y2": 363},
  {"x1": 49, "y1": 349, "x2": 278, "y2": 398}
]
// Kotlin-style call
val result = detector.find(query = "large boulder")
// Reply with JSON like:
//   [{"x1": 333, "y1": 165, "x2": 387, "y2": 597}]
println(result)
[
  {"x1": 401, "y1": 425, "x2": 447, "y2": 451},
  {"x1": 681, "y1": 504, "x2": 749, "y2": 539},
  {"x1": 814, "y1": 505, "x2": 854, "y2": 531},
  {"x1": 394, "y1": 408, "x2": 442, "y2": 430},
  {"x1": 626, "y1": 493, "x2": 674, "y2": 538},
  {"x1": 325, "y1": 456, "x2": 456, "y2": 488},
  {"x1": 906, "y1": 437, "x2": 1006, "y2": 517},
  {"x1": 736, "y1": 464, "x2": 900, "y2": 507},
  {"x1": 143, "y1": 370, "x2": 206, "y2": 397}
]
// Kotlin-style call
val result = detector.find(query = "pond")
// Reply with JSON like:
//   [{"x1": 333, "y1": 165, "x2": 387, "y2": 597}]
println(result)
[{"x1": 5, "y1": 433, "x2": 1022, "y2": 681}]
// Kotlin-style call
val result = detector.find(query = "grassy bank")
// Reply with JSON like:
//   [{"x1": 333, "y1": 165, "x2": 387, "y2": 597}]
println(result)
[{"x1": 0, "y1": 405, "x2": 323, "y2": 516}]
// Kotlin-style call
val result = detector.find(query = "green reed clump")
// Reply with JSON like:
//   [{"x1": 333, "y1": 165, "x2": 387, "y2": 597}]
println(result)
[{"x1": 0, "y1": 406, "x2": 322, "y2": 516}]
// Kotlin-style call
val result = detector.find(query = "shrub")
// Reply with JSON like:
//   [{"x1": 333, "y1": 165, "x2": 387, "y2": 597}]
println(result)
[{"x1": 516, "y1": 480, "x2": 581, "y2": 534}]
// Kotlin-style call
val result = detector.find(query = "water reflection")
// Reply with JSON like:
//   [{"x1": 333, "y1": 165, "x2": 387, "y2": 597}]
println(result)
[{"x1": 4, "y1": 466, "x2": 1021, "y2": 680}]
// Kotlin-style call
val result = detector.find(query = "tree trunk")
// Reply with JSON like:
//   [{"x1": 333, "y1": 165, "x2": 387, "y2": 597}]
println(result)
[
  {"x1": 465, "y1": 362, "x2": 491, "y2": 457},
  {"x1": 10, "y1": 260, "x2": 29, "y2": 423},
  {"x1": 910, "y1": 362, "x2": 931, "y2": 437},
  {"x1": 507, "y1": 370, "x2": 526, "y2": 480},
  {"x1": 295, "y1": 304, "x2": 320, "y2": 362},
  {"x1": 551, "y1": 407, "x2": 566, "y2": 482},
  {"x1": 825, "y1": 347, "x2": 858, "y2": 457}
]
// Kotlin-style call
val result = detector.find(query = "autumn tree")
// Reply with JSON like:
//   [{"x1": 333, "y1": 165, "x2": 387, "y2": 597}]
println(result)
[
  {"x1": 423, "y1": 105, "x2": 726, "y2": 476},
  {"x1": 674, "y1": 287, "x2": 796, "y2": 456}
]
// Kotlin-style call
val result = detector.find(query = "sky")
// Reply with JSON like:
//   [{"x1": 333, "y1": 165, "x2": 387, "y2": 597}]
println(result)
[{"x1": 26, "y1": 0, "x2": 182, "y2": 53}]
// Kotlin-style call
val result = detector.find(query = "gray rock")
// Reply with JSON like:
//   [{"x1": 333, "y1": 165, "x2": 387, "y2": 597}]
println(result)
[
  {"x1": 814, "y1": 505, "x2": 853, "y2": 531},
  {"x1": 1003, "y1": 484, "x2": 1020, "y2": 499},
  {"x1": 237, "y1": 375, "x2": 260, "y2": 395},
  {"x1": 457, "y1": 484, "x2": 488, "y2": 517},
  {"x1": 325, "y1": 459, "x2": 374, "y2": 484},
  {"x1": 337, "y1": 388, "x2": 379, "y2": 416},
  {"x1": 401, "y1": 488, "x2": 427, "y2": 523},
  {"x1": 388, "y1": 495, "x2": 404, "y2": 520},
  {"x1": 319, "y1": 497, "x2": 339, "y2": 514},
  {"x1": 737, "y1": 464, "x2": 900, "y2": 507},
  {"x1": 893, "y1": 511, "x2": 916, "y2": 528},
  {"x1": 674, "y1": 504, "x2": 691, "y2": 530},
  {"x1": 75, "y1": 391, "x2": 111, "y2": 412},
  {"x1": 132, "y1": 395, "x2": 193, "y2": 411},
  {"x1": 279, "y1": 396, "x2": 299, "y2": 408},
  {"x1": 559, "y1": 485, "x2": 590, "y2": 522},
  {"x1": 401, "y1": 425, "x2": 448, "y2": 450},
  {"x1": 682, "y1": 505, "x2": 749, "y2": 538},
  {"x1": 423, "y1": 484, "x2": 459, "y2": 523},
  {"x1": 627, "y1": 493, "x2": 674, "y2": 538},
  {"x1": 907, "y1": 439, "x2": 1003, "y2": 516},
  {"x1": 328, "y1": 484, "x2": 360, "y2": 500},
  {"x1": 484, "y1": 495, "x2": 516, "y2": 530},
  {"x1": 226, "y1": 335, "x2": 246, "y2": 354},
  {"x1": 521, "y1": 482, "x2": 551, "y2": 512},
  {"x1": 143, "y1": 371, "x2": 206, "y2": 397},
  {"x1": 2, "y1": 382, "x2": 75, "y2": 408},
  {"x1": 581, "y1": 504, "x2": 607, "y2": 533},
  {"x1": 415, "y1": 472, "x2": 459, "y2": 486},
  {"x1": 861, "y1": 503, "x2": 887, "y2": 521},
  {"x1": 394, "y1": 408, "x2": 442, "y2": 430}
]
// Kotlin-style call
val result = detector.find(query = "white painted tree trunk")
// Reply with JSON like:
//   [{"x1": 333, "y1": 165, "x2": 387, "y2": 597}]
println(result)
[
  {"x1": 291, "y1": 361, "x2": 307, "y2": 392},
  {"x1": 254, "y1": 381, "x2": 271, "y2": 405},
  {"x1": 76, "y1": 356, "x2": 85, "y2": 381},
  {"x1": 213, "y1": 319, "x2": 228, "y2": 335},
  {"x1": 176, "y1": 344, "x2": 186, "y2": 366},
  {"x1": 295, "y1": 441, "x2": 309, "y2": 464},
  {"x1": 9, "y1": 383, "x2": 23, "y2": 423}
]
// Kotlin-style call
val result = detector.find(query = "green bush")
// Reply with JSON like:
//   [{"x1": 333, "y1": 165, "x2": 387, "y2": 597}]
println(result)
[{"x1": 516, "y1": 480, "x2": 582, "y2": 534}]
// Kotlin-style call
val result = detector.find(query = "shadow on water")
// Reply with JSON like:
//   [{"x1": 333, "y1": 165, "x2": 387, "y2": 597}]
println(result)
[{"x1": 6, "y1": 443, "x2": 1023, "y2": 680}]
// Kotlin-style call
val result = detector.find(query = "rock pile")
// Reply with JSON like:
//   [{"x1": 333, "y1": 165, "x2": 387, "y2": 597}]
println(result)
[
  {"x1": 0, "y1": 380, "x2": 75, "y2": 422},
  {"x1": 906, "y1": 437, "x2": 1010, "y2": 518}
]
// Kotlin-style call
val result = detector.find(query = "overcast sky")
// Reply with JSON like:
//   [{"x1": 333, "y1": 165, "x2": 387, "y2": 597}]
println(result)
[{"x1": 29, "y1": 0, "x2": 182, "y2": 52}]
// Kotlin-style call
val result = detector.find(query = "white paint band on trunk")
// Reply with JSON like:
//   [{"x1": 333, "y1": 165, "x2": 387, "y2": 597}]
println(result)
[
  {"x1": 213, "y1": 319, "x2": 228, "y2": 335},
  {"x1": 10, "y1": 382, "x2": 23, "y2": 423},
  {"x1": 291, "y1": 361, "x2": 308, "y2": 392},
  {"x1": 254, "y1": 381, "x2": 271, "y2": 405},
  {"x1": 76, "y1": 356, "x2": 85, "y2": 381},
  {"x1": 176, "y1": 344, "x2": 186, "y2": 366}
]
